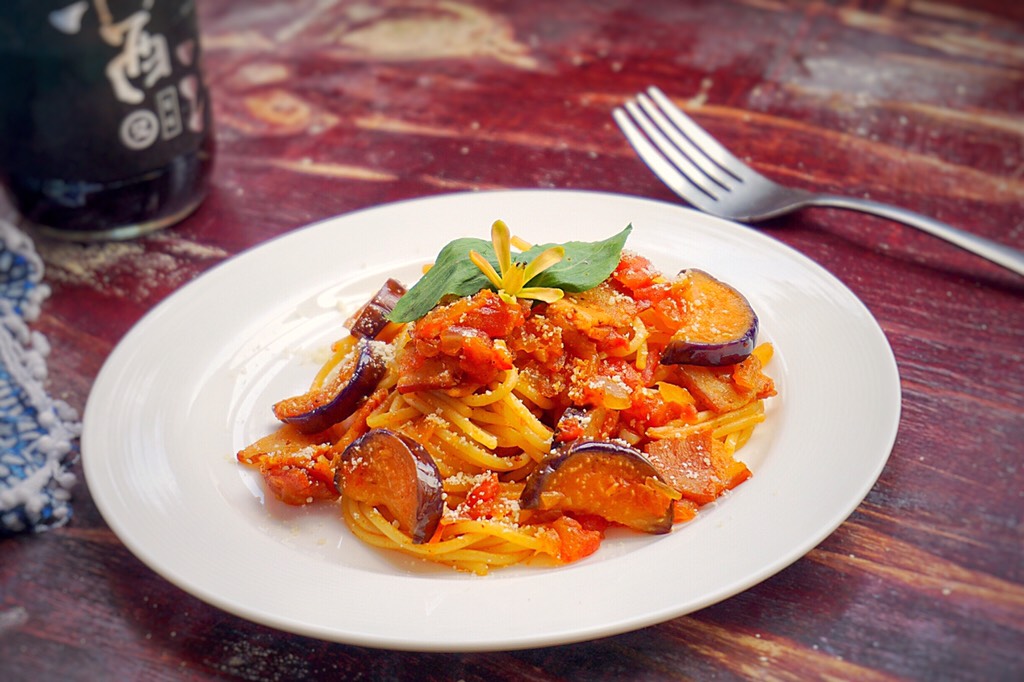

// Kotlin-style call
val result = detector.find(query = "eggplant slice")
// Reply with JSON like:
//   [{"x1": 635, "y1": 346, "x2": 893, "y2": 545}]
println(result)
[
  {"x1": 520, "y1": 440, "x2": 676, "y2": 534},
  {"x1": 336, "y1": 428, "x2": 444, "y2": 544},
  {"x1": 346, "y1": 278, "x2": 406, "y2": 339},
  {"x1": 273, "y1": 340, "x2": 388, "y2": 434},
  {"x1": 661, "y1": 269, "x2": 758, "y2": 367}
]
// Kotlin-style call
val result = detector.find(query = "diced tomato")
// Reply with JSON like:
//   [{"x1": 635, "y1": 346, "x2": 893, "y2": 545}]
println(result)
[
  {"x1": 587, "y1": 324, "x2": 633, "y2": 356},
  {"x1": 464, "y1": 473, "x2": 502, "y2": 520},
  {"x1": 507, "y1": 314, "x2": 564, "y2": 364},
  {"x1": 549, "y1": 515, "x2": 603, "y2": 563},
  {"x1": 449, "y1": 327, "x2": 514, "y2": 384},
  {"x1": 612, "y1": 251, "x2": 658, "y2": 292},
  {"x1": 554, "y1": 405, "x2": 621, "y2": 442},
  {"x1": 398, "y1": 291, "x2": 524, "y2": 392},
  {"x1": 414, "y1": 290, "x2": 525, "y2": 339},
  {"x1": 622, "y1": 387, "x2": 693, "y2": 431},
  {"x1": 554, "y1": 408, "x2": 587, "y2": 443},
  {"x1": 570, "y1": 356, "x2": 642, "y2": 410},
  {"x1": 630, "y1": 279, "x2": 694, "y2": 335}
]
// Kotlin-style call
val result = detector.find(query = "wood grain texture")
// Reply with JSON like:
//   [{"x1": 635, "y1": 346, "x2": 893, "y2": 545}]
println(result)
[{"x1": 2, "y1": 1, "x2": 1022, "y2": 680}]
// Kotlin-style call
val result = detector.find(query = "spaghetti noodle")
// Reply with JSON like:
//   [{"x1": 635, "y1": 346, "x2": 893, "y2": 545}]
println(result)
[{"x1": 238, "y1": 224, "x2": 777, "y2": 574}]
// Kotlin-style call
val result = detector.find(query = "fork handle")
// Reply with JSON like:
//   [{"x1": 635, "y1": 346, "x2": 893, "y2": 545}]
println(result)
[{"x1": 808, "y1": 195, "x2": 1024, "y2": 276}]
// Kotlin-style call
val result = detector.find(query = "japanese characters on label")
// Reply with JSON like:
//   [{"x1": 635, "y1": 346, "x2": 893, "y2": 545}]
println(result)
[{"x1": 48, "y1": 0, "x2": 207, "y2": 152}]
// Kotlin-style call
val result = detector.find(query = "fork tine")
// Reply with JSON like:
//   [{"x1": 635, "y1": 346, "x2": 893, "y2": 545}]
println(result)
[
  {"x1": 621, "y1": 100, "x2": 723, "y2": 198},
  {"x1": 612, "y1": 106, "x2": 720, "y2": 212},
  {"x1": 634, "y1": 92, "x2": 734, "y2": 190},
  {"x1": 646, "y1": 86, "x2": 752, "y2": 182}
]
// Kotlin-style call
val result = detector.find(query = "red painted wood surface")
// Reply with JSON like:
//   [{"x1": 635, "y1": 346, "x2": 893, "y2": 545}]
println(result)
[{"x1": 2, "y1": 1, "x2": 1022, "y2": 680}]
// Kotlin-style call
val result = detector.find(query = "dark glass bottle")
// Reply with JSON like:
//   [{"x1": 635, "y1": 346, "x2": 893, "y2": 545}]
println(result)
[{"x1": 0, "y1": 0, "x2": 214, "y2": 240}]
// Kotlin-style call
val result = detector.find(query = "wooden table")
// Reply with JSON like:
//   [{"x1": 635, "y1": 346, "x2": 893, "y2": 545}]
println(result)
[{"x1": 2, "y1": 1, "x2": 1022, "y2": 679}]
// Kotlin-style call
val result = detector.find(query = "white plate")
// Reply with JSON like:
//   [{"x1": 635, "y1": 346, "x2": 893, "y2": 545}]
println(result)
[{"x1": 82, "y1": 190, "x2": 900, "y2": 652}]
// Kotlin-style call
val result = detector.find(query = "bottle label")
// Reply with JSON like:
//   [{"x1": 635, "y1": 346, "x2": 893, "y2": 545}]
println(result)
[{"x1": 0, "y1": 0, "x2": 211, "y2": 182}]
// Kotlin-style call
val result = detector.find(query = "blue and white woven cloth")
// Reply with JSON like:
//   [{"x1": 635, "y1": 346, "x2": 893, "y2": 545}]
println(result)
[{"x1": 0, "y1": 217, "x2": 81, "y2": 535}]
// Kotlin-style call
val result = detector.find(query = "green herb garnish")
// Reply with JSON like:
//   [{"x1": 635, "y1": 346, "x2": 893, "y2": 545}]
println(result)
[{"x1": 388, "y1": 221, "x2": 632, "y2": 323}]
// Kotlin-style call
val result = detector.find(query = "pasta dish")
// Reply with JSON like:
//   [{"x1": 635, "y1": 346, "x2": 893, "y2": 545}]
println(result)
[{"x1": 238, "y1": 221, "x2": 776, "y2": 574}]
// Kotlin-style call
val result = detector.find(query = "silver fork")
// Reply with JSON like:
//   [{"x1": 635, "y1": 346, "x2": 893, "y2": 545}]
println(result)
[{"x1": 613, "y1": 86, "x2": 1024, "y2": 276}]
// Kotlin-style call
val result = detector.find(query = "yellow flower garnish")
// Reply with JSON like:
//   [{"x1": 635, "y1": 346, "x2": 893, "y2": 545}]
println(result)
[
  {"x1": 469, "y1": 220, "x2": 565, "y2": 304},
  {"x1": 388, "y1": 222, "x2": 631, "y2": 323}
]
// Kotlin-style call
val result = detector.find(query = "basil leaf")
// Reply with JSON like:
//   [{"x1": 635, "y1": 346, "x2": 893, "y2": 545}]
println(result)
[
  {"x1": 523, "y1": 225, "x2": 632, "y2": 292},
  {"x1": 388, "y1": 225, "x2": 632, "y2": 323},
  {"x1": 388, "y1": 238, "x2": 493, "y2": 322}
]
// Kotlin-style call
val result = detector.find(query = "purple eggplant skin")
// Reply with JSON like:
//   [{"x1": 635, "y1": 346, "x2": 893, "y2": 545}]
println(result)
[
  {"x1": 346, "y1": 278, "x2": 407, "y2": 339},
  {"x1": 273, "y1": 340, "x2": 387, "y2": 434},
  {"x1": 661, "y1": 317, "x2": 758, "y2": 366},
  {"x1": 520, "y1": 439, "x2": 675, "y2": 534},
  {"x1": 661, "y1": 269, "x2": 759, "y2": 367},
  {"x1": 336, "y1": 428, "x2": 444, "y2": 544}
]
